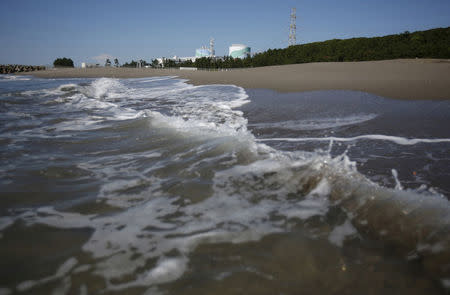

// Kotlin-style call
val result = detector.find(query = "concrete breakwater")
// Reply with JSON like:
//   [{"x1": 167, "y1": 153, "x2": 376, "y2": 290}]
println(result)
[{"x1": 0, "y1": 64, "x2": 46, "y2": 74}]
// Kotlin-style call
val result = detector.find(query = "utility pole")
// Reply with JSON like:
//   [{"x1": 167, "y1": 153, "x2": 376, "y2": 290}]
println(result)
[{"x1": 289, "y1": 8, "x2": 297, "y2": 47}]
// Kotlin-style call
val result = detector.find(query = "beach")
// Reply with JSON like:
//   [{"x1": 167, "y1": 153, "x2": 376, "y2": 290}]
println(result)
[{"x1": 27, "y1": 59, "x2": 450, "y2": 100}]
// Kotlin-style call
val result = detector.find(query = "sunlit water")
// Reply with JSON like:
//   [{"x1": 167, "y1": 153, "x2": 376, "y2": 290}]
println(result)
[{"x1": 0, "y1": 75, "x2": 449, "y2": 294}]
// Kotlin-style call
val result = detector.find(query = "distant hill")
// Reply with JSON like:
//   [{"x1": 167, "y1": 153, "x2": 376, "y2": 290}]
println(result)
[
  {"x1": 251, "y1": 27, "x2": 450, "y2": 66},
  {"x1": 184, "y1": 27, "x2": 450, "y2": 69}
]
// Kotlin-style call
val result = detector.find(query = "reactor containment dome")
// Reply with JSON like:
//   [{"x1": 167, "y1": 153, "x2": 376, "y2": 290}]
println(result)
[{"x1": 229, "y1": 44, "x2": 251, "y2": 59}]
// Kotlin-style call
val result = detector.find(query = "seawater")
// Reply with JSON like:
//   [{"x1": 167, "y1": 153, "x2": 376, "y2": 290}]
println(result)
[{"x1": 0, "y1": 75, "x2": 449, "y2": 294}]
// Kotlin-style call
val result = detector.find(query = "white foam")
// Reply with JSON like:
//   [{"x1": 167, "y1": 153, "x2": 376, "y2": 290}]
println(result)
[
  {"x1": 0, "y1": 217, "x2": 14, "y2": 231},
  {"x1": 142, "y1": 257, "x2": 188, "y2": 284},
  {"x1": 3, "y1": 77, "x2": 253, "y2": 145},
  {"x1": 85, "y1": 78, "x2": 125, "y2": 99},
  {"x1": 79, "y1": 285, "x2": 88, "y2": 295},
  {"x1": 417, "y1": 242, "x2": 446, "y2": 254},
  {"x1": 147, "y1": 110, "x2": 253, "y2": 144},
  {"x1": 73, "y1": 265, "x2": 91, "y2": 274},
  {"x1": 21, "y1": 83, "x2": 80, "y2": 97},
  {"x1": 5, "y1": 153, "x2": 339, "y2": 291},
  {"x1": 43, "y1": 78, "x2": 250, "y2": 136},
  {"x1": 249, "y1": 114, "x2": 377, "y2": 131},
  {"x1": 17, "y1": 257, "x2": 77, "y2": 292},
  {"x1": 328, "y1": 219, "x2": 358, "y2": 247},
  {"x1": 391, "y1": 169, "x2": 403, "y2": 190},
  {"x1": 258, "y1": 135, "x2": 450, "y2": 145},
  {"x1": 0, "y1": 75, "x2": 31, "y2": 81},
  {"x1": 283, "y1": 178, "x2": 331, "y2": 220}
]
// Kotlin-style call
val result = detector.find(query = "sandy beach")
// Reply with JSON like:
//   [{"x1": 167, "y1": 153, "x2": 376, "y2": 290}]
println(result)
[{"x1": 25, "y1": 59, "x2": 450, "y2": 100}]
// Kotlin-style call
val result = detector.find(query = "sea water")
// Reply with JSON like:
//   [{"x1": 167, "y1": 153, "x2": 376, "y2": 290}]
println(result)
[{"x1": 0, "y1": 75, "x2": 449, "y2": 294}]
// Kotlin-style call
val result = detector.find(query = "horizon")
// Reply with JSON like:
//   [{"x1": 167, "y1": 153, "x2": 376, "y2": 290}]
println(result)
[{"x1": 1, "y1": 0, "x2": 449, "y2": 66}]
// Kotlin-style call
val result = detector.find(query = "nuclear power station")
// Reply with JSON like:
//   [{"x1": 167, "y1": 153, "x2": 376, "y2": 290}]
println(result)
[
  {"x1": 157, "y1": 7, "x2": 300, "y2": 66},
  {"x1": 229, "y1": 44, "x2": 251, "y2": 59},
  {"x1": 149, "y1": 8, "x2": 300, "y2": 67},
  {"x1": 195, "y1": 38, "x2": 216, "y2": 58},
  {"x1": 194, "y1": 38, "x2": 250, "y2": 59}
]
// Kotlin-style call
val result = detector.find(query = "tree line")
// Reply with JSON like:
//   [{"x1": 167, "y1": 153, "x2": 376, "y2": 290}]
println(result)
[
  {"x1": 247, "y1": 27, "x2": 449, "y2": 67},
  {"x1": 53, "y1": 57, "x2": 74, "y2": 67}
]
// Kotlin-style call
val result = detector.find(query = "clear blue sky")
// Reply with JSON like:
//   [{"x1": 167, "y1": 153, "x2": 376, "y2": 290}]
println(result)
[{"x1": 1, "y1": 0, "x2": 449, "y2": 66}]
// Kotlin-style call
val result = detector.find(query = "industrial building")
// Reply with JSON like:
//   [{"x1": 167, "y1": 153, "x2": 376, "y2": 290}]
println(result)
[
  {"x1": 155, "y1": 39, "x2": 251, "y2": 67},
  {"x1": 229, "y1": 44, "x2": 251, "y2": 59},
  {"x1": 195, "y1": 38, "x2": 215, "y2": 58},
  {"x1": 195, "y1": 47, "x2": 211, "y2": 58}
]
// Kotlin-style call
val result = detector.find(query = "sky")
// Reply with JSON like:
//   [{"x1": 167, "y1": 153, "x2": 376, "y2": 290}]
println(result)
[{"x1": 0, "y1": 0, "x2": 449, "y2": 66}]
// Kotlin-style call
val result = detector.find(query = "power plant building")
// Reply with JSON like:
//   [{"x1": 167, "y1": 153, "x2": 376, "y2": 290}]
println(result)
[
  {"x1": 195, "y1": 47, "x2": 211, "y2": 58},
  {"x1": 229, "y1": 44, "x2": 251, "y2": 59},
  {"x1": 159, "y1": 39, "x2": 252, "y2": 66}
]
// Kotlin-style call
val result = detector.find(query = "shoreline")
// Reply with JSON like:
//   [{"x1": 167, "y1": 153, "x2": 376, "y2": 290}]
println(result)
[{"x1": 19, "y1": 59, "x2": 450, "y2": 100}]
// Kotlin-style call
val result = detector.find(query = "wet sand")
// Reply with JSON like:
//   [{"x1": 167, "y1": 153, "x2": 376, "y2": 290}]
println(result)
[{"x1": 26, "y1": 59, "x2": 450, "y2": 100}]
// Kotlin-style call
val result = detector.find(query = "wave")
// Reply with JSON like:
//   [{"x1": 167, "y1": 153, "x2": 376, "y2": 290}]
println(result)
[
  {"x1": 258, "y1": 134, "x2": 450, "y2": 145},
  {"x1": 0, "y1": 75, "x2": 31, "y2": 81},
  {"x1": 5, "y1": 150, "x2": 450, "y2": 291},
  {"x1": 249, "y1": 114, "x2": 378, "y2": 131}
]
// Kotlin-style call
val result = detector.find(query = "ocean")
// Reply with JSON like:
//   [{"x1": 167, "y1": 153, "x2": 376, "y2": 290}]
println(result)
[{"x1": 0, "y1": 75, "x2": 449, "y2": 294}]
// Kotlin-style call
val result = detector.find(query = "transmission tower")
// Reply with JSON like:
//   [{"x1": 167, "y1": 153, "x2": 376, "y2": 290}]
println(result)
[{"x1": 289, "y1": 8, "x2": 297, "y2": 46}]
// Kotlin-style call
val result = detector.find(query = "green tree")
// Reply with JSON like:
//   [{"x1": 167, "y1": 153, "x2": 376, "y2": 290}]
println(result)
[
  {"x1": 114, "y1": 58, "x2": 119, "y2": 67},
  {"x1": 164, "y1": 59, "x2": 176, "y2": 68},
  {"x1": 53, "y1": 57, "x2": 74, "y2": 68},
  {"x1": 105, "y1": 59, "x2": 111, "y2": 67},
  {"x1": 122, "y1": 60, "x2": 137, "y2": 68},
  {"x1": 151, "y1": 59, "x2": 160, "y2": 68}
]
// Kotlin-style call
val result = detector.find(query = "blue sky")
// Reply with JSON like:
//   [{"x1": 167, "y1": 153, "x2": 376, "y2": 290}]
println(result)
[{"x1": 0, "y1": 0, "x2": 449, "y2": 66}]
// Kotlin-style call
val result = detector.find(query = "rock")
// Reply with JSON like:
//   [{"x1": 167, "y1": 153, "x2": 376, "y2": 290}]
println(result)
[{"x1": 0, "y1": 64, "x2": 45, "y2": 74}]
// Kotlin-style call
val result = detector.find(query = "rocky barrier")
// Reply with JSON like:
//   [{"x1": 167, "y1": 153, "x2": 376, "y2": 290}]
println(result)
[{"x1": 0, "y1": 64, "x2": 46, "y2": 74}]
